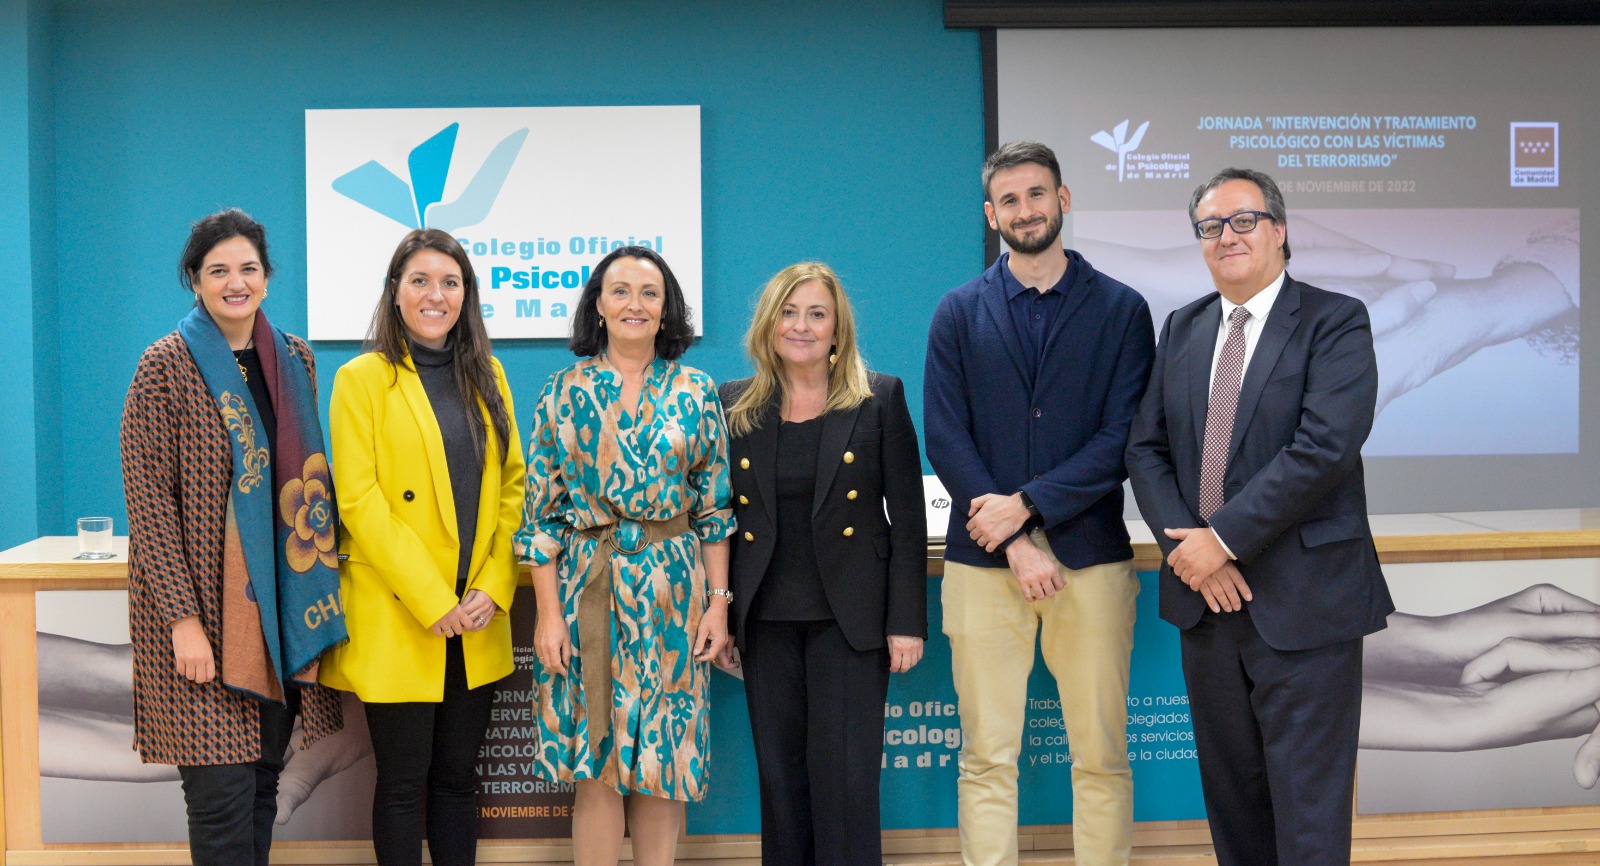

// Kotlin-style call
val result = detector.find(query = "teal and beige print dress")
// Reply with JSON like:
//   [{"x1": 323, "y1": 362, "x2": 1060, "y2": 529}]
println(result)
[{"x1": 513, "y1": 355, "x2": 734, "y2": 801}]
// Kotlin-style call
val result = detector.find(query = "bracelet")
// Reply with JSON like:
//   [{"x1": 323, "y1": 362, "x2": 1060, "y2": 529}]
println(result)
[{"x1": 708, "y1": 587, "x2": 733, "y2": 603}]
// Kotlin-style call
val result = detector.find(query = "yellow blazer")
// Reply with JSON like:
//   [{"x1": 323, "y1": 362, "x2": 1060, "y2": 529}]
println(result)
[{"x1": 320, "y1": 351, "x2": 525, "y2": 702}]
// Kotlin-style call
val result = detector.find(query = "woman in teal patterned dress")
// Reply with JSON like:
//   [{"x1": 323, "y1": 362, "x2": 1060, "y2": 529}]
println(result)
[{"x1": 513, "y1": 245, "x2": 734, "y2": 866}]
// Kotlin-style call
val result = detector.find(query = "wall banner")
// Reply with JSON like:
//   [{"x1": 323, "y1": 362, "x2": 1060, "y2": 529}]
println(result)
[{"x1": 305, "y1": 106, "x2": 703, "y2": 341}]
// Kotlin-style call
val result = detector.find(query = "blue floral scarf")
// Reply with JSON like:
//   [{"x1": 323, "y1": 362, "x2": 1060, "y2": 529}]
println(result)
[{"x1": 178, "y1": 305, "x2": 346, "y2": 701}]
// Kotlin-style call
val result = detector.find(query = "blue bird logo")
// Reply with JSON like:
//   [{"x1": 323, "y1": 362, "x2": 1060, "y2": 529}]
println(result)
[{"x1": 331, "y1": 123, "x2": 528, "y2": 232}]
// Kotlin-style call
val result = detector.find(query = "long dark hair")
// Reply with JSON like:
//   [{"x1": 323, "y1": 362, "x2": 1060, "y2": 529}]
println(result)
[
  {"x1": 364, "y1": 229, "x2": 511, "y2": 459},
  {"x1": 569, "y1": 245, "x2": 696, "y2": 360}
]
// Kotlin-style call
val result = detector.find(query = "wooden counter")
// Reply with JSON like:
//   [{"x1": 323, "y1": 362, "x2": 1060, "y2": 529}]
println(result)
[
  {"x1": 0, "y1": 535, "x2": 130, "y2": 583},
  {"x1": 11, "y1": 508, "x2": 1600, "y2": 583},
  {"x1": 921, "y1": 507, "x2": 1600, "y2": 573}
]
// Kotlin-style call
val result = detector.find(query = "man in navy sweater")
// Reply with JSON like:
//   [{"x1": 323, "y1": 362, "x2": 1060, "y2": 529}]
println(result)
[{"x1": 924, "y1": 140, "x2": 1154, "y2": 866}]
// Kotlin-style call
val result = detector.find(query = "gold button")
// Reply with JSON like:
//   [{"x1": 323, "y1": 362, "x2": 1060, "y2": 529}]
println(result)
[
  {"x1": 739, "y1": 495, "x2": 749, "y2": 505},
  {"x1": 740, "y1": 457, "x2": 750, "y2": 469},
  {"x1": 743, "y1": 531, "x2": 754, "y2": 542},
  {"x1": 847, "y1": 489, "x2": 858, "y2": 500},
  {"x1": 842, "y1": 527, "x2": 854, "y2": 537},
  {"x1": 843, "y1": 451, "x2": 855, "y2": 464}
]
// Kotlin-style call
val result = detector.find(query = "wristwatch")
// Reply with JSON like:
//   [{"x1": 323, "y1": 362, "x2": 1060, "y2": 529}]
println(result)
[
  {"x1": 1018, "y1": 490, "x2": 1041, "y2": 519},
  {"x1": 708, "y1": 587, "x2": 734, "y2": 603}
]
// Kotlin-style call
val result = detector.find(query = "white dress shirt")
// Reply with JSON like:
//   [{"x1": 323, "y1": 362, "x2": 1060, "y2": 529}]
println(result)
[
  {"x1": 1208, "y1": 270, "x2": 1285, "y2": 393},
  {"x1": 1206, "y1": 269, "x2": 1285, "y2": 559}
]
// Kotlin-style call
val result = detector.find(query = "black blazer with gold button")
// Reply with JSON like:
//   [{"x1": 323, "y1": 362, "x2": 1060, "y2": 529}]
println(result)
[{"x1": 720, "y1": 372, "x2": 928, "y2": 653}]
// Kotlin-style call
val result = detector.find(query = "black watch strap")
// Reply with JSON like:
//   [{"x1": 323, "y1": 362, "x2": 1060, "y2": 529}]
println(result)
[{"x1": 1018, "y1": 490, "x2": 1041, "y2": 518}]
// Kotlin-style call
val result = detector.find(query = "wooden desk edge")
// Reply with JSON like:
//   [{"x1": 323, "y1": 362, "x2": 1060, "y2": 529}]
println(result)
[{"x1": 6, "y1": 525, "x2": 1599, "y2": 586}]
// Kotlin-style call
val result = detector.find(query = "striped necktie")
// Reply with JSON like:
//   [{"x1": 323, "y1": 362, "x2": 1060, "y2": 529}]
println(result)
[{"x1": 1199, "y1": 306, "x2": 1252, "y2": 521}]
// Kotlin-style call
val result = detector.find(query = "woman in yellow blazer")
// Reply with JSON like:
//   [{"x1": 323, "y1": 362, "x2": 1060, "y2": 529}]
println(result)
[{"x1": 322, "y1": 229, "x2": 524, "y2": 866}]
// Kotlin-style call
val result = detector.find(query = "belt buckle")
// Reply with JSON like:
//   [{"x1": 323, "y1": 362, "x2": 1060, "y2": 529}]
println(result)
[{"x1": 613, "y1": 519, "x2": 649, "y2": 556}]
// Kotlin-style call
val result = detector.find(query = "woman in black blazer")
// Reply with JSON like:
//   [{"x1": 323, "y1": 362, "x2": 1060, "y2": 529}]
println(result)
[{"x1": 720, "y1": 261, "x2": 927, "y2": 866}]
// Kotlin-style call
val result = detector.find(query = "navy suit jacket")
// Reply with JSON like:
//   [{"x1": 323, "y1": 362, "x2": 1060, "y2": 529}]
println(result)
[
  {"x1": 1126, "y1": 275, "x2": 1394, "y2": 651},
  {"x1": 925, "y1": 252, "x2": 1154, "y2": 571}
]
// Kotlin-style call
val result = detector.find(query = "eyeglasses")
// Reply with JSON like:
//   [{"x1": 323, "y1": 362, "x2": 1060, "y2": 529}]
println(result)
[{"x1": 1193, "y1": 211, "x2": 1275, "y2": 240}]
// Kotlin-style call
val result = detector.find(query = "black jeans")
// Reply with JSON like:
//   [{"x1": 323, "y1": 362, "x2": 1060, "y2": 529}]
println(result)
[
  {"x1": 363, "y1": 637, "x2": 499, "y2": 866},
  {"x1": 177, "y1": 693, "x2": 297, "y2": 866}
]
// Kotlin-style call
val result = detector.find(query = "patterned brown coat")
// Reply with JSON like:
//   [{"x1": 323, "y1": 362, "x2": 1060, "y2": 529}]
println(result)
[{"x1": 120, "y1": 331, "x2": 342, "y2": 766}]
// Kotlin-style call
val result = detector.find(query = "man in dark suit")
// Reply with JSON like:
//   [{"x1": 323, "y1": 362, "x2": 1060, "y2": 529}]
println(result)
[
  {"x1": 925, "y1": 140, "x2": 1153, "y2": 866},
  {"x1": 1125, "y1": 167, "x2": 1395, "y2": 866}
]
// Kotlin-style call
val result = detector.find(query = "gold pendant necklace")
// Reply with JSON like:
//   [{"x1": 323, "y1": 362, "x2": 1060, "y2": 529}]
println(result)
[{"x1": 236, "y1": 337, "x2": 254, "y2": 383}]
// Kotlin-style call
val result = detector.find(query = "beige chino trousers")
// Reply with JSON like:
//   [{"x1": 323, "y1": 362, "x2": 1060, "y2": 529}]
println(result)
[{"x1": 943, "y1": 530, "x2": 1139, "y2": 866}]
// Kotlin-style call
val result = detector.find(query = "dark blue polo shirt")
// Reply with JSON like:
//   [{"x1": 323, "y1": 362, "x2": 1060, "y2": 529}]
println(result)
[{"x1": 1002, "y1": 253, "x2": 1075, "y2": 380}]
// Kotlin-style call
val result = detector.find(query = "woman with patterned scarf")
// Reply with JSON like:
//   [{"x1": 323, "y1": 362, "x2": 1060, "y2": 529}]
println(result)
[{"x1": 120, "y1": 208, "x2": 346, "y2": 865}]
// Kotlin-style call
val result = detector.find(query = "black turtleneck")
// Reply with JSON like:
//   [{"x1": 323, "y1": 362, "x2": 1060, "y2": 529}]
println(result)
[{"x1": 410, "y1": 338, "x2": 483, "y2": 595}]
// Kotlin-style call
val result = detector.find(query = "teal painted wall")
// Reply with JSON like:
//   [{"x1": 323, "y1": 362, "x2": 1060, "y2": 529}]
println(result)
[
  {"x1": 1, "y1": 0, "x2": 50, "y2": 550},
  {"x1": 29, "y1": 0, "x2": 60, "y2": 545},
  {"x1": 24, "y1": 0, "x2": 982, "y2": 542}
]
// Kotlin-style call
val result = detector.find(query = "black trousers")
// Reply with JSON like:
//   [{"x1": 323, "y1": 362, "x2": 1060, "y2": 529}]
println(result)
[
  {"x1": 177, "y1": 693, "x2": 297, "y2": 866},
  {"x1": 741, "y1": 619, "x2": 889, "y2": 866},
  {"x1": 364, "y1": 638, "x2": 499, "y2": 866},
  {"x1": 1180, "y1": 608, "x2": 1364, "y2": 866}
]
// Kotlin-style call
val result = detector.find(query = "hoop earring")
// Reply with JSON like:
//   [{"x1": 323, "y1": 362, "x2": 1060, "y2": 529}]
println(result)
[{"x1": 261, "y1": 288, "x2": 269, "y2": 300}]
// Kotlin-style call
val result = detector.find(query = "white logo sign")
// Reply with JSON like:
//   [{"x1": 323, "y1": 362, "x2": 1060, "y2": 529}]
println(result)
[{"x1": 305, "y1": 106, "x2": 703, "y2": 340}]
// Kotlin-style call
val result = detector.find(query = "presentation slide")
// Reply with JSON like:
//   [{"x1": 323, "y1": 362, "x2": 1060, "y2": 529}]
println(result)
[{"x1": 997, "y1": 26, "x2": 1596, "y2": 511}]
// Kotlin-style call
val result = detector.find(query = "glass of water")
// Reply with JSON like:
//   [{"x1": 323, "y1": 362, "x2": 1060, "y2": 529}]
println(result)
[{"x1": 77, "y1": 516, "x2": 115, "y2": 560}]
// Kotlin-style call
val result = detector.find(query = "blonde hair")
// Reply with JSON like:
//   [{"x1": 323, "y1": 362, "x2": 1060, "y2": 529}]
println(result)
[{"x1": 727, "y1": 262, "x2": 872, "y2": 437}]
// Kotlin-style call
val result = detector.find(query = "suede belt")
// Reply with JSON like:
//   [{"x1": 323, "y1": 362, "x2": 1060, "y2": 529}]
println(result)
[{"x1": 576, "y1": 513, "x2": 692, "y2": 753}]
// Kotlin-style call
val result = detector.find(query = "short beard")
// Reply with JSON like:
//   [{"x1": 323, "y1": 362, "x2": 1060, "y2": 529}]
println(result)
[{"x1": 999, "y1": 208, "x2": 1064, "y2": 256}]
